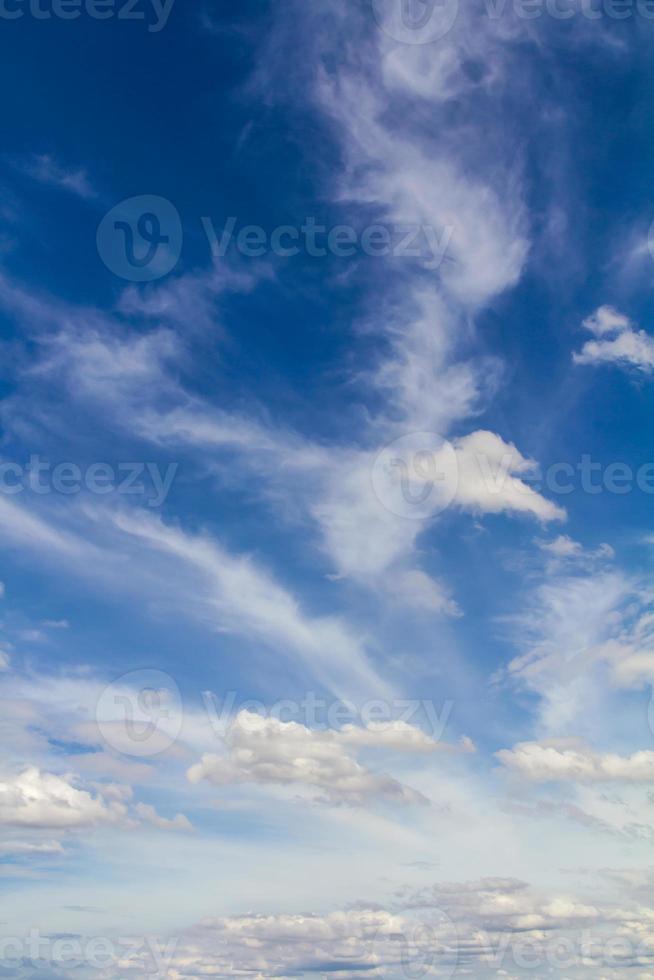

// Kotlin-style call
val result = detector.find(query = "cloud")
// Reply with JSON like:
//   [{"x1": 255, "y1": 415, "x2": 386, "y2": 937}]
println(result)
[
  {"x1": 451, "y1": 430, "x2": 565, "y2": 523},
  {"x1": 157, "y1": 906, "x2": 457, "y2": 980},
  {"x1": 14, "y1": 153, "x2": 97, "y2": 200},
  {"x1": 0, "y1": 839, "x2": 64, "y2": 857},
  {"x1": 315, "y1": 56, "x2": 529, "y2": 309},
  {"x1": 502, "y1": 568, "x2": 641, "y2": 731},
  {"x1": 187, "y1": 709, "x2": 465, "y2": 806},
  {"x1": 0, "y1": 265, "x2": 563, "y2": 624},
  {"x1": 538, "y1": 534, "x2": 585, "y2": 558},
  {"x1": 107, "y1": 508, "x2": 390, "y2": 701},
  {"x1": 58, "y1": 873, "x2": 654, "y2": 979},
  {"x1": 536, "y1": 535, "x2": 614, "y2": 571},
  {"x1": 134, "y1": 802, "x2": 193, "y2": 832},
  {"x1": 573, "y1": 305, "x2": 654, "y2": 373},
  {"x1": 497, "y1": 739, "x2": 654, "y2": 784},
  {"x1": 0, "y1": 768, "x2": 129, "y2": 829}
]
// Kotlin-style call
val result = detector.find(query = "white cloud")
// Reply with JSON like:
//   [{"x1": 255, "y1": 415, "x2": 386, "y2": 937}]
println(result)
[
  {"x1": 57, "y1": 873, "x2": 654, "y2": 979},
  {"x1": 538, "y1": 534, "x2": 585, "y2": 558},
  {"x1": 582, "y1": 305, "x2": 632, "y2": 336},
  {"x1": 497, "y1": 739, "x2": 654, "y2": 784},
  {"x1": 0, "y1": 768, "x2": 129, "y2": 829},
  {"x1": 536, "y1": 535, "x2": 614, "y2": 570},
  {"x1": 0, "y1": 269, "x2": 564, "y2": 624},
  {"x1": 15, "y1": 153, "x2": 96, "y2": 200},
  {"x1": 107, "y1": 508, "x2": 390, "y2": 701},
  {"x1": 452, "y1": 430, "x2": 565, "y2": 523},
  {"x1": 134, "y1": 802, "x2": 193, "y2": 832},
  {"x1": 574, "y1": 306, "x2": 654, "y2": 373},
  {"x1": 316, "y1": 68, "x2": 529, "y2": 308},
  {"x1": 187, "y1": 709, "x2": 464, "y2": 806},
  {"x1": 0, "y1": 839, "x2": 64, "y2": 856},
  {"x1": 503, "y1": 569, "x2": 639, "y2": 731}
]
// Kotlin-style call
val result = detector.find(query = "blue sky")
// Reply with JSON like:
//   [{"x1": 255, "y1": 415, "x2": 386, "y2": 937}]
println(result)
[{"x1": 2, "y1": 0, "x2": 654, "y2": 977}]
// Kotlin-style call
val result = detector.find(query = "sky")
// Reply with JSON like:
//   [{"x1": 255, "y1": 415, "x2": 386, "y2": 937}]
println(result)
[{"x1": 3, "y1": 0, "x2": 654, "y2": 977}]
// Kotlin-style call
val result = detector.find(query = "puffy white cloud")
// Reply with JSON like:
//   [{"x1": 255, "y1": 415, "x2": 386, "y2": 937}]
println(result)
[
  {"x1": 497, "y1": 739, "x2": 654, "y2": 784},
  {"x1": 134, "y1": 802, "x2": 193, "y2": 832},
  {"x1": 187, "y1": 710, "x2": 466, "y2": 806},
  {"x1": 0, "y1": 768, "x2": 129, "y2": 829},
  {"x1": 54, "y1": 875, "x2": 654, "y2": 979},
  {"x1": 452, "y1": 430, "x2": 565, "y2": 523},
  {"x1": 582, "y1": 306, "x2": 632, "y2": 336},
  {"x1": 574, "y1": 306, "x2": 654, "y2": 373},
  {"x1": 538, "y1": 534, "x2": 585, "y2": 558}
]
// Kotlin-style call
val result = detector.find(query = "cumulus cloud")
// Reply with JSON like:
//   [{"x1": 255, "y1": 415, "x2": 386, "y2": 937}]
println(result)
[
  {"x1": 187, "y1": 710, "x2": 467, "y2": 806},
  {"x1": 134, "y1": 802, "x2": 193, "y2": 832},
  {"x1": 497, "y1": 739, "x2": 654, "y2": 784},
  {"x1": 61, "y1": 875, "x2": 654, "y2": 979},
  {"x1": 451, "y1": 430, "x2": 565, "y2": 522},
  {"x1": 0, "y1": 768, "x2": 129, "y2": 829},
  {"x1": 573, "y1": 305, "x2": 654, "y2": 373}
]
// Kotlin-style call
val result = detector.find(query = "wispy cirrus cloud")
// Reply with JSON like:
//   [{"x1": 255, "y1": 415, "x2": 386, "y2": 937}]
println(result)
[{"x1": 11, "y1": 153, "x2": 97, "y2": 200}]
